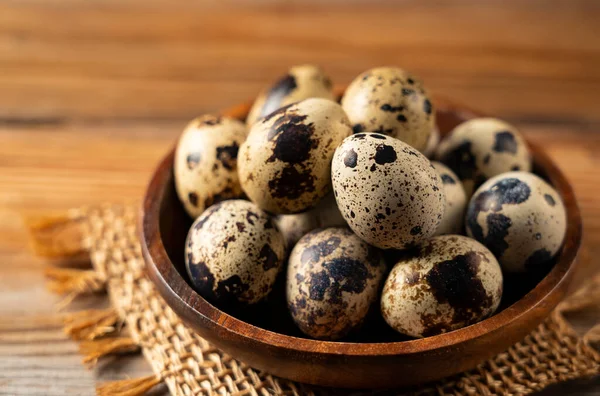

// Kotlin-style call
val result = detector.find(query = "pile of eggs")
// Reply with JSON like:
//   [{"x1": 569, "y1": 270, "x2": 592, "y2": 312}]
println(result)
[{"x1": 175, "y1": 65, "x2": 567, "y2": 341}]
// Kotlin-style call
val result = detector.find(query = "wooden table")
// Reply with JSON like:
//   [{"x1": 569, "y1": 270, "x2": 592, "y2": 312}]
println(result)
[{"x1": 0, "y1": 1, "x2": 599, "y2": 395}]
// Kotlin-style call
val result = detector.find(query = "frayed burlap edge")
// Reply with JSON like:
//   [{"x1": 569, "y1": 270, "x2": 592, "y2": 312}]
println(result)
[{"x1": 28, "y1": 204, "x2": 600, "y2": 396}]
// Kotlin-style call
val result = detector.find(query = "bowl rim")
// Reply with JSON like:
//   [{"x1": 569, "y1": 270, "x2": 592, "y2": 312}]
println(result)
[{"x1": 141, "y1": 95, "x2": 582, "y2": 357}]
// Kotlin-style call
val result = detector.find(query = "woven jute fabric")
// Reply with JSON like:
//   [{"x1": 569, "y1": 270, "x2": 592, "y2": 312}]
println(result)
[{"x1": 36, "y1": 203, "x2": 600, "y2": 396}]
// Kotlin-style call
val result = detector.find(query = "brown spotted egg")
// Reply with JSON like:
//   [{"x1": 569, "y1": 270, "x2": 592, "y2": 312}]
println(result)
[
  {"x1": 287, "y1": 227, "x2": 386, "y2": 340},
  {"x1": 422, "y1": 126, "x2": 440, "y2": 158},
  {"x1": 435, "y1": 118, "x2": 532, "y2": 197},
  {"x1": 185, "y1": 200, "x2": 285, "y2": 305},
  {"x1": 246, "y1": 64, "x2": 335, "y2": 126},
  {"x1": 466, "y1": 172, "x2": 567, "y2": 273},
  {"x1": 381, "y1": 235, "x2": 503, "y2": 338},
  {"x1": 331, "y1": 133, "x2": 445, "y2": 249},
  {"x1": 341, "y1": 67, "x2": 435, "y2": 152},
  {"x1": 274, "y1": 193, "x2": 346, "y2": 250},
  {"x1": 238, "y1": 98, "x2": 353, "y2": 214},
  {"x1": 274, "y1": 212, "x2": 318, "y2": 252},
  {"x1": 431, "y1": 162, "x2": 467, "y2": 235},
  {"x1": 174, "y1": 115, "x2": 247, "y2": 218}
]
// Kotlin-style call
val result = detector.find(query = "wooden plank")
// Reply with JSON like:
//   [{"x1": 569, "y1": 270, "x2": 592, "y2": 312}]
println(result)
[
  {"x1": 0, "y1": 2, "x2": 599, "y2": 121},
  {"x1": 0, "y1": 121, "x2": 598, "y2": 279}
]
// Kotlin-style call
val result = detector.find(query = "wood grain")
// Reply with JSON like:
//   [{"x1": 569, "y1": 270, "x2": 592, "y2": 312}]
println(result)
[
  {"x1": 0, "y1": 1, "x2": 599, "y2": 395},
  {"x1": 0, "y1": 2, "x2": 600, "y2": 122}
]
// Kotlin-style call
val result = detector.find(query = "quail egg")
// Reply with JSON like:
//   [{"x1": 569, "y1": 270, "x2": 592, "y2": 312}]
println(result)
[
  {"x1": 274, "y1": 193, "x2": 346, "y2": 250},
  {"x1": 341, "y1": 67, "x2": 435, "y2": 152},
  {"x1": 381, "y1": 235, "x2": 503, "y2": 338},
  {"x1": 435, "y1": 118, "x2": 532, "y2": 196},
  {"x1": 274, "y1": 212, "x2": 317, "y2": 252},
  {"x1": 238, "y1": 98, "x2": 352, "y2": 214},
  {"x1": 287, "y1": 227, "x2": 386, "y2": 340},
  {"x1": 185, "y1": 200, "x2": 285, "y2": 305},
  {"x1": 466, "y1": 171, "x2": 567, "y2": 273},
  {"x1": 422, "y1": 126, "x2": 440, "y2": 158},
  {"x1": 174, "y1": 115, "x2": 248, "y2": 218},
  {"x1": 431, "y1": 161, "x2": 467, "y2": 235},
  {"x1": 246, "y1": 65, "x2": 335, "y2": 126},
  {"x1": 331, "y1": 133, "x2": 445, "y2": 249}
]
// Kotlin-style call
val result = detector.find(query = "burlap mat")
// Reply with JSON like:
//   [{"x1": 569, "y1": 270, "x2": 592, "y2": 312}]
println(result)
[{"x1": 28, "y1": 204, "x2": 600, "y2": 395}]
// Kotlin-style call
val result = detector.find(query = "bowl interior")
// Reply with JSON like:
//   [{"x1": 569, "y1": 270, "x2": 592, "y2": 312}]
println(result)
[{"x1": 155, "y1": 99, "x2": 571, "y2": 343}]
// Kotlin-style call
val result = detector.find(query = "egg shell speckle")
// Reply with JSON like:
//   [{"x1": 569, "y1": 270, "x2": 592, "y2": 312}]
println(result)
[
  {"x1": 331, "y1": 132, "x2": 445, "y2": 249},
  {"x1": 185, "y1": 200, "x2": 285, "y2": 305},
  {"x1": 286, "y1": 227, "x2": 386, "y2": 340},
  {"x1": 432, "y1": 161, "x2": 467, "y2": 235},
  {"x1": 174, "y1": 115, "x2": 248, "y2": 218},
  {"x1": 239, "y1": 98, "x2": 353, "y2": 214},
  {"x1": 381, "y1": 235, "x2": 503, "y2": 338},
  {"x1": 466, "y1": 171, "x2": 567, "y2": 273},
  {"x1": 435, "y1": 117, "x2": 532, "y2": 197},
  {"x1": 342, "y1": 67, "x2": 435, "y2": 151},
  {"x1": 246, "y1": 65, "x2": 335, "y2": 127}
]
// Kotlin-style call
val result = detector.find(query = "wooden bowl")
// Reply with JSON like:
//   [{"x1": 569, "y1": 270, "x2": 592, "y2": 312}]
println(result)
[{"x1": 141, "y1": 92, "x2": 582, "y2": 389}]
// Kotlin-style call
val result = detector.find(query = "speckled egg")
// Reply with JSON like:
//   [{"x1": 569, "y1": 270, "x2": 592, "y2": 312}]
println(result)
[
  {"x1": 274, "y1": 212, "x2": 318, "y2": 252},
  {"x1": 331, "y1": 133, "x2": 445, "y2": 249},
  {"x1": 246, "y1": 65, "x2": 335, "y2": 126},
  {"x1": 185, "y1": 200, "x2": 285, "y2": 305},
  {"x1": 466, "y1": 172, "x2": 567, "y2": 273},
  {"x1": 286, "y1": 227, "x2": 386, "y2": 340},
  {"x1": 435, "y1": 118, "x2": 532, "y2": 197},
  {"x1": 341, "y1": 67, "x2": 435, "y2": 152},
  {"x1": 422, "y1": 126, "x2": 440, "y2": 158},
  {"x1": 238, "y1": 98, "x2": 353, "y2": 214},
  {"x1": 274, "y1": 193, "x2": 346, "y2": 250},
  {"x1": 174, "y1": 115, "x2": 248, "y2": 218},
  {"x1": 431, "y1": 162, "x2": 467, "y2": 235},
  {"x1": 381, "y1": 235, "x2": 503, "y2": 338}
]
